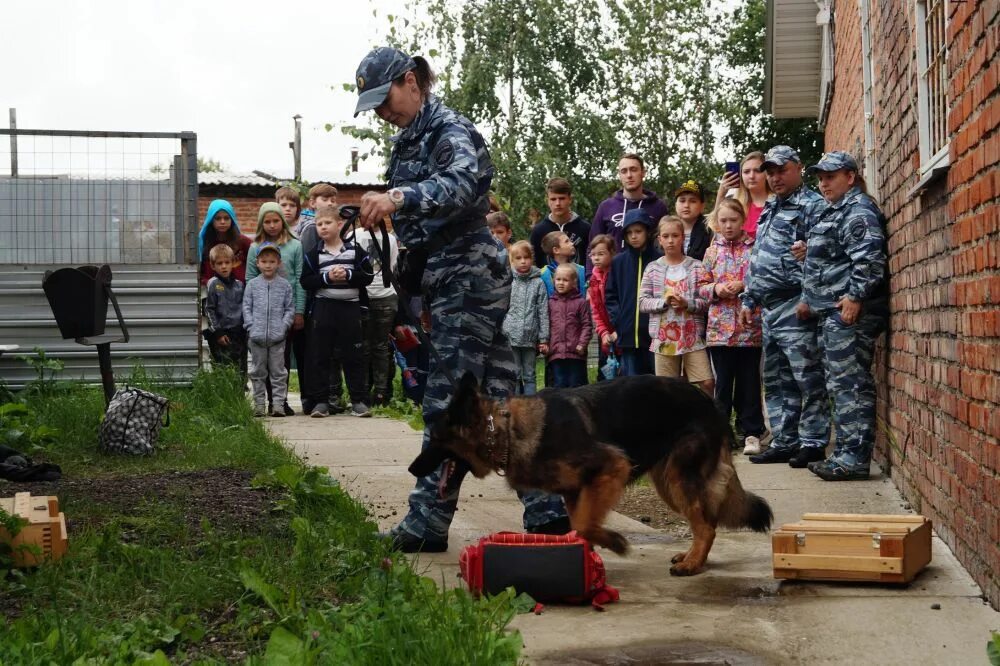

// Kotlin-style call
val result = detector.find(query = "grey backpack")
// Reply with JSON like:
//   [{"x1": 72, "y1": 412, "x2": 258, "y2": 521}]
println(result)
[{"x1": 99, "y1": 387, "x2": 170, "y2": 455}]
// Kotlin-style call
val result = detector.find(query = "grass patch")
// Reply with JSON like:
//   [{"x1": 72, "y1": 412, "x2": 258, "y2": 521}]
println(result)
[{"x1": 0, "y1": 364, "x2": 524, "y2": 664}]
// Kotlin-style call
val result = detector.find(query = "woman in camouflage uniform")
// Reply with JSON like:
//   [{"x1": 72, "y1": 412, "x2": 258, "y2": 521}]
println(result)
[
  {"x1": 355, "y1": 47, "x2": 568, "y2": 552},
  {"x1": 799, "y1": 151, "x2": 888, "y2": 481}
]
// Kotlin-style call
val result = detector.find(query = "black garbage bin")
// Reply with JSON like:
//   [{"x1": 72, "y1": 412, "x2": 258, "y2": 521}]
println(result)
[
  {"x1": 42, "y1": 265, "x2": 111, "y2": 340},
  {"x1": 42, "y1": 265, "x2": 129, "y2": 405}
]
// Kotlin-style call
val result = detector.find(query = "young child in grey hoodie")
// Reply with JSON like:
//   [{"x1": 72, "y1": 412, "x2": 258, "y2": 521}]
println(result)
[
  {"x1": 243, "y1": 242, "x2": 295, "y2": 417},
  {"x1": 501, "y1": 241, "x2": 549, "y2": 395}
]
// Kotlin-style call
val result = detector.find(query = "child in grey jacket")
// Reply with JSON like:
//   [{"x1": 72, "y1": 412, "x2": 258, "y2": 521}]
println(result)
[
  {"x1": 203, "y1": 244, "x2": 247, "y2": 380},
  {"x1": 501, "y1": 241, "x2": 549, "y2": 395},
  {"x1": 243, "y1": 242, "x2": 295, "y2": 417}
]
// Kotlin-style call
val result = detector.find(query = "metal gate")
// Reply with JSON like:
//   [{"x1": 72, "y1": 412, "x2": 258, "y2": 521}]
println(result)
[{"x1": 0, "y1": 128, "x2": 200, "y2": 388}]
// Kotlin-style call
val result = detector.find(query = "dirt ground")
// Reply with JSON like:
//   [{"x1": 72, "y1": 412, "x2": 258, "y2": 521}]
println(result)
[
  {"x1": 615, "y1": 485, "x2": 691, "y2": 536},
  {"x1": 0, "y1": 468, "x2": 276, "y2": 538}
]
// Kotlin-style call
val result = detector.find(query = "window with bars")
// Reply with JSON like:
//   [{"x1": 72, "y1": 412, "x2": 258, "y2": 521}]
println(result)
[
  {"x1": 915, "y1": 0, "x2": 949, "y2": 174},
  {"x1": 860, "y1": 0, "x2": 879, "y2": 199}
]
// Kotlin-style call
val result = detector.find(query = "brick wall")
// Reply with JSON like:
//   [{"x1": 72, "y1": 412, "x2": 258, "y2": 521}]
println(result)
[
  {"x1": 828, "y1": 0, "x2": 1000, "y2": 608},
  {"x1": 197, "y1": 185, "x2": 385, "y2": 238}
]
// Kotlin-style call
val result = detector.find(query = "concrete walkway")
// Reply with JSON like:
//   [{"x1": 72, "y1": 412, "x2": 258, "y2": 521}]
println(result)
[{"x1": 268, "y1": 397, "x2": 999, "y2": 665}]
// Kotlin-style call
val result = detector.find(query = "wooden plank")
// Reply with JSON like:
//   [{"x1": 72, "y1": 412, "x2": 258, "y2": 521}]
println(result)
[
  {"x1": 780, "y1": 523, "x2": 913, "y2": 535},
  {"x1": 773, "y1": 553, "x2": 904, "y2": 574},
  {"x1": 802, "y1": 513, "x2": 926, "y2": 524},
  {"x1": 773, "y1": 531, "x2": 882, "y2": 556}
]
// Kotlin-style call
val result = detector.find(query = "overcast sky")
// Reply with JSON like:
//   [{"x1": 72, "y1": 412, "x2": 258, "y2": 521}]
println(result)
[{"x1": 4, "y1": 0, "x2": 399, "y2": 180}]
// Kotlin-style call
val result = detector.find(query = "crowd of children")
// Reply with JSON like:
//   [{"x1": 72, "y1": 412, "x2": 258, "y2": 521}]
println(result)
[{"x1": 201, "y1": 146, "x2": 887, "y2": 479}]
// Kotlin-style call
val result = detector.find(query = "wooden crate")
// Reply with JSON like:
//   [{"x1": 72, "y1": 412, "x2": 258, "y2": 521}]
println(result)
[
  {"x1": 772, "y1": 513, "x2": 931, "y2": 583},
  {"x1": 0, "y1": 493, "x2": 68, "y2": 567}
]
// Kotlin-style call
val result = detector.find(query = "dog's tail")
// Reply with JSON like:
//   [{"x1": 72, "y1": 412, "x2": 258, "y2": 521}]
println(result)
[{"x1": 717, "y1": 474, "x2": 773, "y2": 533}]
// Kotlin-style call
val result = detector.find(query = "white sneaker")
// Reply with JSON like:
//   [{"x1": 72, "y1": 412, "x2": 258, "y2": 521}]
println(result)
[{"x1": 743, "y1": 436, "x2": 762, "y2": 456}]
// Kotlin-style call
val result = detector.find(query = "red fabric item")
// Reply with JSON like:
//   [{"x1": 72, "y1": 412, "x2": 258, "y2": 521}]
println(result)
[
  {"x1": 458, "y1": 531, "x2": 620, "y2": 610},
  {"x1": 393, "y1": 325, "x2": 420, "y2": 353},
  {"x1": 588, "y1": 266, "x2": 613, "y2": 351},
  {"x1": 743, "y1": 202, "x2": 764, "y2": 240}
]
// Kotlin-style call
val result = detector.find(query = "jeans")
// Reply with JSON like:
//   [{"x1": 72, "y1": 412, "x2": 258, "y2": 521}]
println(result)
[
  {"x1": 619, "y1": 348, "x2": 654, "y2": 376},
  {"x1": 511, "y1": 346, "x2": 538, "y2": 395},
  {"x1": 549, "y1": 358, "x2": 587, "y2": 388},
  {"x1": 708, "y1": 346, "x2": 765, "y2": 437}
]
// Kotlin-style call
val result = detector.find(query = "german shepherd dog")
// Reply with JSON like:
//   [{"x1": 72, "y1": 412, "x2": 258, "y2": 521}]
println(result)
[{"x1": 409, "y1": 373, "x2": 773, "y2": 575}]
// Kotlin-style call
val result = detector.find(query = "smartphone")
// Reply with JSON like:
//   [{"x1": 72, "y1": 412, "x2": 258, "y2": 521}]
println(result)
[{"x1": 724, "y1": 161, "x2": 740, "y2": 175}]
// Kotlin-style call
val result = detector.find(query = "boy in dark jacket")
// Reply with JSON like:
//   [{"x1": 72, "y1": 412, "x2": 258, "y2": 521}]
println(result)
[
  {"x1": 605, "y1": 208, "x2": 659, "y2": 376},
  {"x1": 203, "y1": 244, "x2": 247, "y2": 381},
  {"x1": 529, "y1": 177, "x2": 591, "y2": 269},
  {"x1": 674, "y1": 180, "x2": 713, "y2": 261},
  {"x1": 243, "y1": 242, "x2": 295, "y2": 417},
  {"x1": 300, "y1": 207, "x2": 374, "y2": 418}
]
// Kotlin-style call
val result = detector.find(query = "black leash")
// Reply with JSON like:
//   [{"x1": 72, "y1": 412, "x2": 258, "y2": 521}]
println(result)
[{"x1": 338, "y1": 205, "x2": 460, "y2": 391}]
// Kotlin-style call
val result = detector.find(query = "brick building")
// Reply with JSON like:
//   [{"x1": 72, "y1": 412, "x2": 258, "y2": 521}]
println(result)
[
  {"x1": 767, "y1": 0, "x2": 999, "y2": 607},
  {"x1": 197, "y1": 171, "x2": 385, "y2": 237}
]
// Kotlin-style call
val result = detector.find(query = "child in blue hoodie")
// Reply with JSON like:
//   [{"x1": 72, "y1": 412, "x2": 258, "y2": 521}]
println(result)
[
  {"x1": 604, "y1": 208, "x2": 660, "y2": 376},
  {"x1": 199, "y1": 199, "x2": 252, "y2": 286}
]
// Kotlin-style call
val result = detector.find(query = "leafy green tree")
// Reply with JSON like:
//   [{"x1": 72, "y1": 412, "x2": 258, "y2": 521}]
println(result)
[{"x1": 718, "y1": 0, "x2": 824, "y2": 167}]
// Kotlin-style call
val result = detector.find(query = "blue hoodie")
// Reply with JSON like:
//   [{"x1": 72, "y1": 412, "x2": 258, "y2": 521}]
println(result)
[
  {"x1": 199, "y1": 199, "x2": 252, "y2": 286},
  {"x1": 198, "y1": 199, "x2": 239, "y2": 260},
  {"x1": 604, "y1": 209, "x2": 659, "y2": 351}
]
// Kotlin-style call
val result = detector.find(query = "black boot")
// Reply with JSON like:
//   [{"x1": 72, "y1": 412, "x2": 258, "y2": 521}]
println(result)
[
  {"x1": 379, "y1": 529, "x2": 448, "y2": 553},
  {"x1": 527, "y1": 516, "x2": 572, "y2": 535},
  {"x1": 788, "y1": 446, "x2": 826, "y2": 468},
  {"x1": 749, "y1": 446, "x2": 800, "y2": 464}
]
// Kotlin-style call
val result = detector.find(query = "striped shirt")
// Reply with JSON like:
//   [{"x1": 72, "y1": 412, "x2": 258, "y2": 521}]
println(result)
[{"x1": 315, "y1": 241, "x2": 362, "y2": 302}]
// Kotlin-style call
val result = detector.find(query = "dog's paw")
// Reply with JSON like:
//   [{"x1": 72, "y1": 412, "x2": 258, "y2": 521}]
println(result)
[
  {"x1": 671, "y1": 551, "x2": 688, "y2": 564},
  {"x1": 669, "y1": 562, "x2": 703, "y2": 576},
  {"x1": 606, "y1": 531, "x2": 629, "y2": 555}
]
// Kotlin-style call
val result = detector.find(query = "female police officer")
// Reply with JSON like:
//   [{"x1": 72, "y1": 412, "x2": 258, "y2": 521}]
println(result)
[
  {"x1": 798, "y1": 151, "x2": 888, "y2": 481},
  {"x1": 355, "y1": 47, "x2": 569, "y2": 552}
]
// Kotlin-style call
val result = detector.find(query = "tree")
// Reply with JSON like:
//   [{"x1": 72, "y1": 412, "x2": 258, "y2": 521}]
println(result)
[
  {"x1": 149, "y1": 156, "x2": 225, "y2": 174},
  {"x1": 717, "y1": 0, "x2": 824, "y2": 167},
  {"x1": 341, "y1": 0, "x2": 819, "y2": 237}
]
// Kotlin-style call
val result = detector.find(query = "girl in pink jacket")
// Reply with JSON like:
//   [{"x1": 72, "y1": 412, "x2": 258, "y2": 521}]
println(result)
[
  {"x1": 699, "y1": 199, "x2": 766, "y2": 454},
  {"x1": 546, "y1": 264, "x2": 593, "y2": 388},
  {"x1": 639, "y1": 216, "x2": 713, "y2": 395}
]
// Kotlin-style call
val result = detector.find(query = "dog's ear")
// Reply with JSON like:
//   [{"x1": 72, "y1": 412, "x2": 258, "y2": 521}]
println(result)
[
  {"x1": 408, "y1": 445, "x2": 449, "y2": 478},
  {"x1": 447, "y1": 371, "x2": 482, "y2": 423}
]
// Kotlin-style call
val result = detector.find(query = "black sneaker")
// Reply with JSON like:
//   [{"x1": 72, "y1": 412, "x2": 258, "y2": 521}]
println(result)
[
  {"x1": 310, "y1": 403, "x2": 330, "y2": 418},
  {"x1": 381, "y1": 530, "x2": 448, "y2": 553},
  {"x1": 788, "y1": 446, "x2": 826, "y2": 468},
  {"x1": 749, "y1": 446, "x2": 799, "y2": 464},
  {"x1": 351, "y1": 402, "x2": 372, "y2": 418},
  {"x1": 527, "y1": 517, "x2": 572, "y2": 535},
  {"x1": 811, "y1": 460, "x2": 871, "y2": 481},
  {"x1": 282, "y1": 402, "x2": 295, "y2": 417},
  {"x1": 328, "y1": 400, "x2": 347, "y2": 415}
]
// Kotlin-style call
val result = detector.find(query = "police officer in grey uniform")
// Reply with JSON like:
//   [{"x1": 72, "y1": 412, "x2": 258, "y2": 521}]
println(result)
[
  {"x1": 739, "y1": 146, "x2": 831, "y2": 468},
  {"x1": 354, "y1": 47, "x2": 569, "y2": 552},
  {"x1": 799, "y1": 151, "x2": 887, "y2": 480}
]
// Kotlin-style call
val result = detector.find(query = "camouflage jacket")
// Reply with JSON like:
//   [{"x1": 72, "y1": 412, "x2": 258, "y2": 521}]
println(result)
[
  {"x1": 740, "y1": 184, "x2": 826, "y2": 311},
  {"x1": 387, "y1": 95, "x2": 493, "y2": 250},
  {"x1": 802, "y1": 186, "x2": 887, "y2": 314}
]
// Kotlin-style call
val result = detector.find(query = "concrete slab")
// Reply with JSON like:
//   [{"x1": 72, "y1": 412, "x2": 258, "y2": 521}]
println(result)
[{"x1": 264, "y1": 411, "x2": 1000, "y2": 665}]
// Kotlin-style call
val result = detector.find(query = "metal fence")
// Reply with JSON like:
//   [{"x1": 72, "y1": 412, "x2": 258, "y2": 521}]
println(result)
[{"x1": 0, "y1": 129, "x2": 201, "y2": 388}]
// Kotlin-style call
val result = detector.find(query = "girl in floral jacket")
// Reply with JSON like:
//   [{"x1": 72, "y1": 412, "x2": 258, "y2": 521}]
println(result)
[
  {"x1": 699, "y1": 199, "x2": 766, "y2": 454},
  {"x1": 639, "y1": 216, "x2": 713, "y2": 395}
]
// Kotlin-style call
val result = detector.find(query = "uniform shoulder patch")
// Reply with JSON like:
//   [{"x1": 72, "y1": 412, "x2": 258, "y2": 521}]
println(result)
[
  {"x1": 848, "y1": 218, "x2": 868, "y2": 241},
  {"x1": 431, "y1": 140, "x2": 455, "y2": 169}
]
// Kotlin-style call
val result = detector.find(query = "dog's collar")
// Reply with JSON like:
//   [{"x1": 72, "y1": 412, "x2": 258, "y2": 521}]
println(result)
[{"x1": 486, "y1": 402, "x2": 512, "y2": 476}]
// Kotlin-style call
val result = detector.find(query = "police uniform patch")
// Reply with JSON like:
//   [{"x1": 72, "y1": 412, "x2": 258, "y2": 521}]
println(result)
[
  {"x1": 848, "y1": 218, "x2": 867, "y2": 241},
  {"x1": 431, "y1": 140, "x2": 455, "y2": 169}
]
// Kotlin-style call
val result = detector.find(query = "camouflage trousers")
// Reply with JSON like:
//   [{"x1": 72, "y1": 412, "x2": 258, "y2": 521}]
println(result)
[
  {"x1": 761, "y1": 297, "x2": 830, "y2": 451},
  {"x1": 395, "y1": 276, "x2": 567, "y2": 542},
  {"x1": 818, "y1": 311, "x2": 886, "y2": 469}
]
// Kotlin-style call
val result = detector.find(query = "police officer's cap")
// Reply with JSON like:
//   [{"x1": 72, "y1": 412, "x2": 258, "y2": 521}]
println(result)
[
  {"x1": 805, "y1": 151, "x2": 859, "y2": 175},
  {"x1": 353, "y1": 47, "x2": 417, "y2": 116},
  {"x1": 759, "y1": 145, "x2": 801, "y2": 171}
]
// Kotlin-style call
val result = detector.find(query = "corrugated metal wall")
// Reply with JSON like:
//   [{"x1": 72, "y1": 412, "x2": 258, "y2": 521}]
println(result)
[{"x1": 0, "y1": 264, "x2": 199, "y2": 388}]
